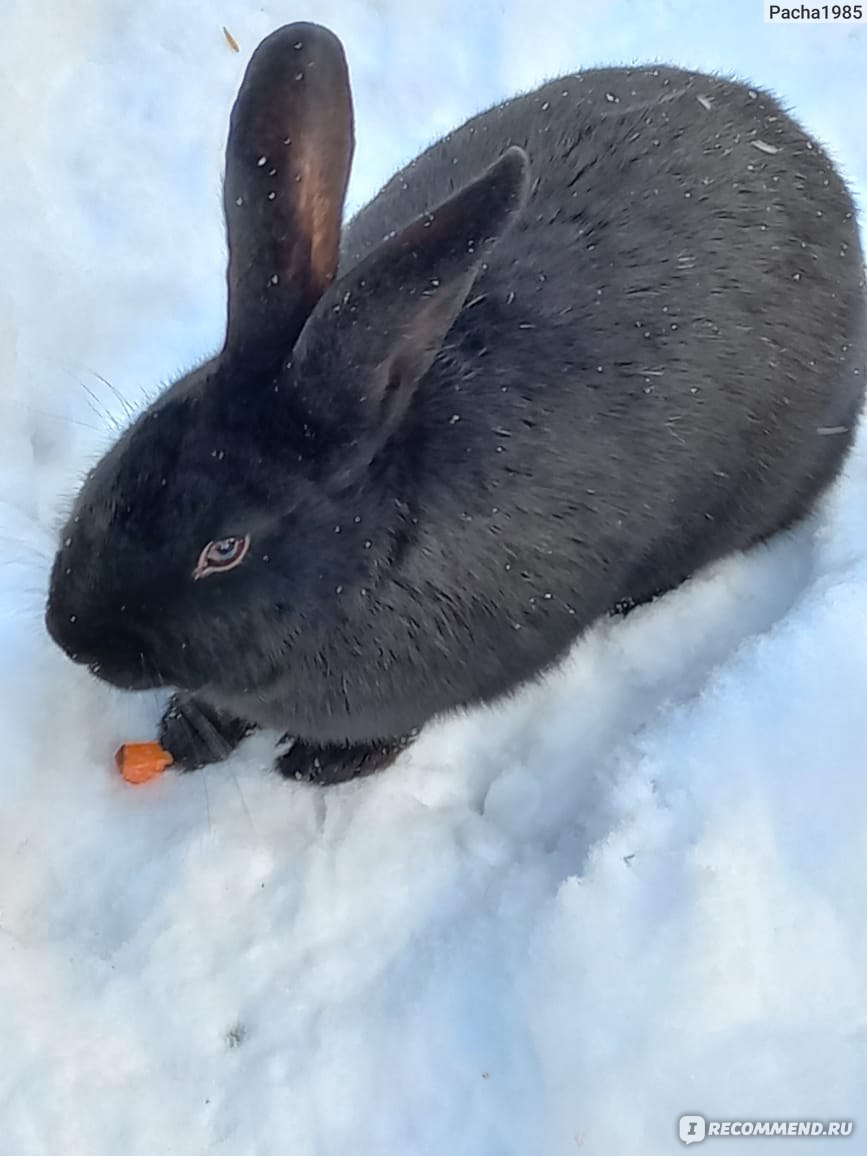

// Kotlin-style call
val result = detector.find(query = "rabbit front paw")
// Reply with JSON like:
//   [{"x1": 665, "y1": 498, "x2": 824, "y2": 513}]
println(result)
[
  {"x1": 275, "y1": 734, "x2": 415, "y2": 784},
  {"x1": 159, "y1": 694, "x2": 257, "y2": 771}
]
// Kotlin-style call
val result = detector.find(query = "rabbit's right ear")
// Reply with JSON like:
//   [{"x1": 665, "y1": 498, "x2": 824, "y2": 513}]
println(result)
[{"x1": 223, "y1": 23, "x2": 354, "y2": 352}]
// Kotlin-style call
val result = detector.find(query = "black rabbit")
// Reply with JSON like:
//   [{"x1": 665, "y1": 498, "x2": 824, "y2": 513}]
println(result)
[{"x1": 46, "y1": 23, "x2": 866, "y2": 783}]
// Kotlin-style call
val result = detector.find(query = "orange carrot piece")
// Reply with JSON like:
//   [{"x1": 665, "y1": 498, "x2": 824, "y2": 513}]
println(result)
[{"x1": 115, "y1": 741, "x2": 174, "y2": 784}]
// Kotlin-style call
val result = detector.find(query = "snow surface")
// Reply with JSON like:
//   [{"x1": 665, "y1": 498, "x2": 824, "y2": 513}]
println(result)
[{"x1": 2, "y1": 1, "x2": 867, "y2": 1153}]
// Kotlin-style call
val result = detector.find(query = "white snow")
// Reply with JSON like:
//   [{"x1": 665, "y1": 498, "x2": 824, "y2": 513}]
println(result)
[{"x1": 2, "y1": 1, "x2": 867, "y2": 1153}]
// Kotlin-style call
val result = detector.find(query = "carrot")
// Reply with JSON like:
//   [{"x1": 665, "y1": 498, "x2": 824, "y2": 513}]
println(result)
[{"x1": 115, "y1": 741, "x2": 174, "y2": 784}]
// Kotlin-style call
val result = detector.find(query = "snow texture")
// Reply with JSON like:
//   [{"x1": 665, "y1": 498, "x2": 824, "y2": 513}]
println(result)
[{"x1": 2, "y1": 1, "x2": 867, "y2": 1153}]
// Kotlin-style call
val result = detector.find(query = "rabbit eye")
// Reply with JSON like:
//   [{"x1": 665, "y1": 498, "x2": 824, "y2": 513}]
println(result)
[{"x1": 193, "y1": 534, "x2": 251, "y2": 580}]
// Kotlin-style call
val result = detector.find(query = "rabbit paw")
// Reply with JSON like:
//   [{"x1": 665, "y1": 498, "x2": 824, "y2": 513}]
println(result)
[
  {"x1": 159, "y1": 694, "x2": 257, "y2": 771},
  {"x1": 275, "y1": 734, "x2": 415, "y2": 785}
]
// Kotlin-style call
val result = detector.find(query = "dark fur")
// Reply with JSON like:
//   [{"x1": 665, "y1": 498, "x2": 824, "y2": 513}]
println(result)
[{"x1": 46, "y1": 23, "x2": 867, "y2": 782}]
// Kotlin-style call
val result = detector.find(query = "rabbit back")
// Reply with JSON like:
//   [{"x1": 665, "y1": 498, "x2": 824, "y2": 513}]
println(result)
[{"x1": 341, "y1": 64, "x2": 865, "y2": 603}]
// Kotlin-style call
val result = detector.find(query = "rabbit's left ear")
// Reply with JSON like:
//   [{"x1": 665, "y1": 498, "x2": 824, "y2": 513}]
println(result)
[
  {"x1": 223, "y1": 23, "x2": 354, "y2": 352},
  {"x1": 295, "y1": 146, "x2": 530, "y2": 451}
]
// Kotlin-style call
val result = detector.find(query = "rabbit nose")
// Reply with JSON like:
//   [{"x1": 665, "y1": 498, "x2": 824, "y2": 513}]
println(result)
[
  {"x1": 45, "y1": 598, "x2": 133, "y2": 666},
  {"x1": 44, "y1": 602, "x2": 102, "y2": 668},
  {"x1": 45, "y1": 596, "x2": 160, "y2": 690},
  {"x1": 44, "y1": 596, "x2": 83, "y2": 661}
]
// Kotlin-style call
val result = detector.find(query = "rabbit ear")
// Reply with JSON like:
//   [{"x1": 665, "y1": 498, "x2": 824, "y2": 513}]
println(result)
[
  {"x1": 223, "y1": 23, "x2": 354, "y2": 352},
  {"x1": 297, "y1": 146, "x2": 530, "y2": 453}
]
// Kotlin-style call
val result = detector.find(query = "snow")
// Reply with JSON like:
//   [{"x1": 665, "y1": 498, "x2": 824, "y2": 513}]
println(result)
[{"x1": 2, "y1": 0, "x2": 867, "y2": 1153}]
